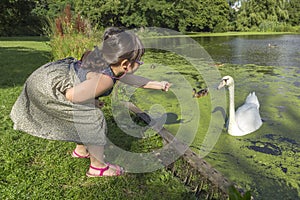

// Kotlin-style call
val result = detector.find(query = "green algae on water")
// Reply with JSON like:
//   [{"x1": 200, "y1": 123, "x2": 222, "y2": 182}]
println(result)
[{"x1": 122, "y1": 50, "x2": 300, "y2": 200}]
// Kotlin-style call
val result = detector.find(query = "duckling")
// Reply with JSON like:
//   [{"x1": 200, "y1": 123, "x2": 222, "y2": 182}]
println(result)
[
  {"x1": 150, "y1": 64, "x2": 156, "y2": 69},
  {"x1": 193, "y1": 88, "x2": 209, "y2": 98},
  {"x1": 214, "y1": 62, "x2": 224, "y2": 67}
]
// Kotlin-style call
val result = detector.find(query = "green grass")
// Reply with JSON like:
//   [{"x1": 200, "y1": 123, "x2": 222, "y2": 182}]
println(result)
[{"x1": 0, "y1": 38, "x2": 196, "y2": 200}]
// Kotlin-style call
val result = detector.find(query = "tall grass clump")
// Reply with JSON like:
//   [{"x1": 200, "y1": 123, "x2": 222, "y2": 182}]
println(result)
[{"x1": 47, "y1": 4, "x2": 101, "y2": 60}]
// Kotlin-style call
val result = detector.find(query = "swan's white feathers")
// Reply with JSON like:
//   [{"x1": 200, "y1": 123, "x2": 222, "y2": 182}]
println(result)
[
  {"x1": 245, "y1": 92, "x2": 260, "y2": 109},
  {"x1": 218, "y1": 76, "x2": 263, "y2": 136},
  {"x1": 235, "y1": 102, "x2": 262, "y2": 133}
]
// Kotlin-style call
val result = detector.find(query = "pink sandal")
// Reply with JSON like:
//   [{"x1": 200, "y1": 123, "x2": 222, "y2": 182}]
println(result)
[
  {"x1": 86, "y1": 164, "x2": 124, "y2": 177},
  {"x1": 72, "y1": 150, "x2": 90, "y2": 158},
  {"x1": 107, "y1": 163, "x2": 124, "y2": 175}
]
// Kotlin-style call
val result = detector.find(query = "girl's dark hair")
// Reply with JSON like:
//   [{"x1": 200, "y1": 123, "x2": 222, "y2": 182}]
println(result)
[{"x1": 81, "y1": 27, "x2": 145, "y2": 70}]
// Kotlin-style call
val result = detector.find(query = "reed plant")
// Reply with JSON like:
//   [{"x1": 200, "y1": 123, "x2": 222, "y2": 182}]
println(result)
[{"x1": 46, "y1": 4, "x2": 101, "y2": 61}]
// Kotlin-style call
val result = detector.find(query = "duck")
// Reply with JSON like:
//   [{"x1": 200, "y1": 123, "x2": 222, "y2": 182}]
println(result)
[
  {"x1": 268, "y1": 43, "x2": 278, "y2": 48},
  {"x1": 193, "y1": 88, "x2": 209, "y2": 98},
  {"x1": 217, "y1": 76, "x2": 262, "y2": 136}
]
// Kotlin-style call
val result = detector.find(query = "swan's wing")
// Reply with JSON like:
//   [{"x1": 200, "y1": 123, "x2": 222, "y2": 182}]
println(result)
[
  {"x1": 236, "y1": 103, "x2": 263, "y2": 133},
  {"x1": 245, "y1": 92, "x2": 260, "y2": 109}
]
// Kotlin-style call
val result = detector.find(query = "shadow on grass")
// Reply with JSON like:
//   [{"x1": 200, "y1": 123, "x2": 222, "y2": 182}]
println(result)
[
  {"x1": 0, "y1": 36, "x2": 49, "y2": 42},
  {"x1": 0, "y1": 46, "x2": 51, "y2": 88}
]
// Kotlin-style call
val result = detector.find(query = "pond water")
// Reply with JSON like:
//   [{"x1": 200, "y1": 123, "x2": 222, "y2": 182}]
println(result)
[
  {"x1": 127, "y1": 34, "x2": 299, "y2": 200},
  {"x1": 195, "y1": 34, "x2": 300, "y2": 68}
]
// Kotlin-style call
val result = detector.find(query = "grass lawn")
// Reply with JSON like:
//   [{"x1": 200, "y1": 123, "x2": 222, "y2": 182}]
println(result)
[{"x1": 0, "y1": 37, "x2": 196, "y2": 200}]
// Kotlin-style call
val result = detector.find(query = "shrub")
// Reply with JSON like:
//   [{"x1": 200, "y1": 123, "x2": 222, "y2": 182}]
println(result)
[
  {"x1": 46, "y1": 4, "x2": 101, "y2": 60},
  {"x1": 259, "y1": 20, "x2": 295, "y2": 32}
]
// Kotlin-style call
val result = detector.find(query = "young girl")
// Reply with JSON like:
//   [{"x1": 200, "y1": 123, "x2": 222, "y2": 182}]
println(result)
[{"x1": 10, "y1": 27, "x2": 171, "y2": 177}]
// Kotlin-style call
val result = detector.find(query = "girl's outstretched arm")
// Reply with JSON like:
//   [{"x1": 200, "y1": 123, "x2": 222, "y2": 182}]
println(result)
[{"x1": 120, "y1": 74, "x2": 171, "y2": 91}]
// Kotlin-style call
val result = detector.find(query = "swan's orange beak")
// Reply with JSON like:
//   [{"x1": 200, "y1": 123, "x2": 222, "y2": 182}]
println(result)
[{"x1": 217, "y1": 80, "x2": 226, "y2": 90}]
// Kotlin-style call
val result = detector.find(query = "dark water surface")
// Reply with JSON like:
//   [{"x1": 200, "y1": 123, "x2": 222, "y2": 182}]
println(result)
[{"x1": 195, "y1": 34, "x2": 300, "y2": 68}]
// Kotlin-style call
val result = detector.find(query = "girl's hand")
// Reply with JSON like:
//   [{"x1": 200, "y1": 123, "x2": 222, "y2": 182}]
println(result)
[
  {"x1": 138, "y1": 80, "x2": 171, "y2": 91},
  {"x1": 161, "y1": 81, "x2": 171, "y2": 92}
]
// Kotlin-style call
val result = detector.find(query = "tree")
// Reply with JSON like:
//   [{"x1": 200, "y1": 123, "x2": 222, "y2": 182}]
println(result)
[
  {"x1": 3, "y1": 0, "x2": 297, "y2": 36},
  {"x1": 0, "y1": 0, "x2": 42, "y2": 36},
  {"x1": 236, "y1": 0, "x2": 290, "y2": 31},
  {"x1": 206, "y1": 0, "x2": 230, "y2": 32},
  {"x1": 32, "y1": 0, "x2": 231, "y2": 33},
  {"x1": 287, "y1": 0, "x2": 300, "y2": 26}
]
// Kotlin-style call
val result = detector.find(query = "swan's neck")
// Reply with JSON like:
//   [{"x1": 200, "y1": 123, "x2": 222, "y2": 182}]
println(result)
[{"x1": 228, "y1": 85, "x2": 236, "y2": 133}]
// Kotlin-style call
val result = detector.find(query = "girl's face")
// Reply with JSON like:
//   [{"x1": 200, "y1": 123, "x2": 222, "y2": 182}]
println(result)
[{"x1": 127, "y1": 60, "x2": 143, "y2": 74}]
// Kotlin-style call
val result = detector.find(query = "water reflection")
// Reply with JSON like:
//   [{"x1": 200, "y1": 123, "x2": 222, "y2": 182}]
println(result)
[{"x1": 195, "y1": 34, "x2": 300, "y2": 68}]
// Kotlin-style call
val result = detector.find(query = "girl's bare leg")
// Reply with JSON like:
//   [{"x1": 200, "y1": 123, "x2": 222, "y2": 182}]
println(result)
[{"x1": 74, "y1": 144, "x2": 89, "y2": 156}]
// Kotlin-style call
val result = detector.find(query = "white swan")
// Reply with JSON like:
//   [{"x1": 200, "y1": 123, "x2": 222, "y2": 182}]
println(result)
[{"x1": 218, "y1": 76, "x2": 262, "y2": 136}]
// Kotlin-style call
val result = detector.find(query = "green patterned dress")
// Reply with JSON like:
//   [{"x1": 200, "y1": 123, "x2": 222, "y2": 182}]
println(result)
[{"x1": 10, "y1": 57, "x2": 107, "y2": 145}]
